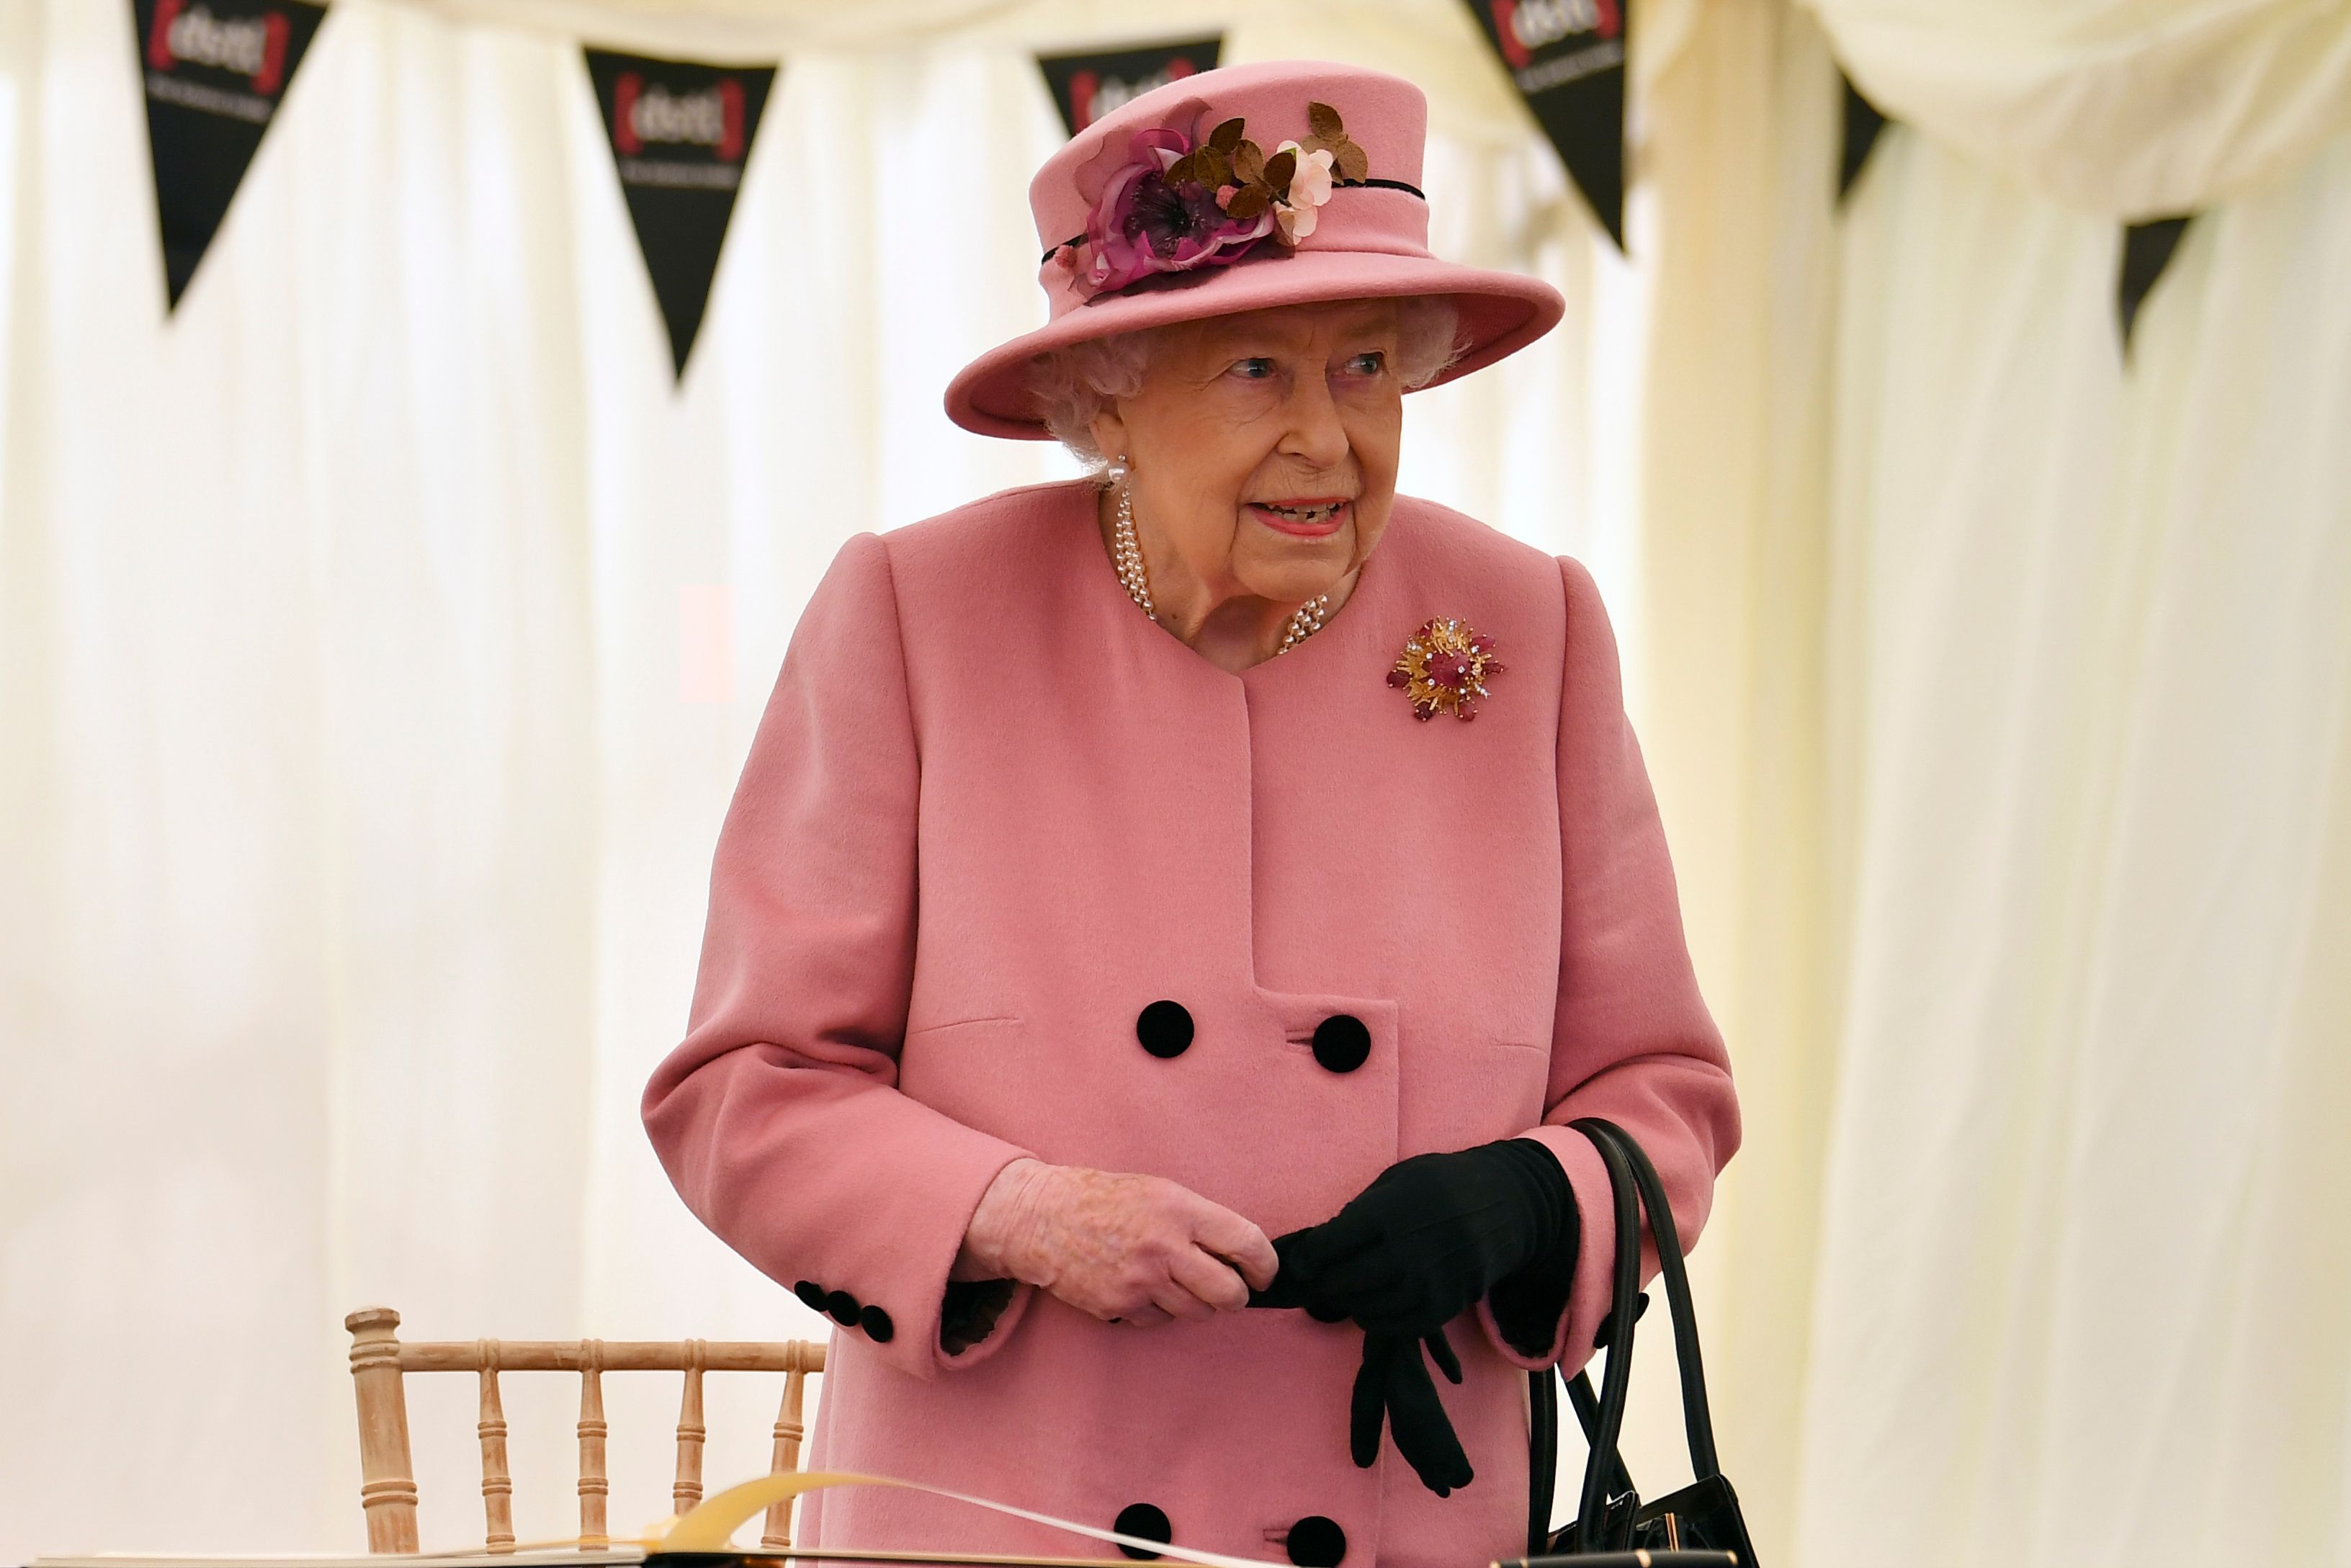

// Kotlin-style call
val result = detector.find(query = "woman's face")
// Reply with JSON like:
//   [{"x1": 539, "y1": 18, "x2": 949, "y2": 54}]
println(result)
[{"x1": 1090, "y1": 299, "x2": 1405, "y2": 609}]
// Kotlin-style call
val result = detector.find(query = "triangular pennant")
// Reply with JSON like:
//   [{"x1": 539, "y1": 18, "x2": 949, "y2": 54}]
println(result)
[
  {"x1": 1838, "y1": 68, "x2": 1888, "y2": 204},
  {"x1": 130, "y1": 0, "x2": 328, "y2": 309},
  {"x1": 2118, "y1": 215, "x2": 2195, "y2": 352},
  {"x1": 1036, "y1": 38, "x2": 1222, "y2": 139},
  {"x1": 584, "y1": 48, "x2": 777, "y2": 381},
  {"x1": 1461, "y1": 0, "x2": 1629, "y2": 249}
]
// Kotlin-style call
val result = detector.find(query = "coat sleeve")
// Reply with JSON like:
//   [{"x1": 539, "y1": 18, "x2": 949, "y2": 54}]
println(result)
[
  {"x1": 642, "y1": 532, "x2": 1035, "y2": 1379},
  {"x1": 1475, "y1": 557, "x2": 1742, "y2": 1373}
]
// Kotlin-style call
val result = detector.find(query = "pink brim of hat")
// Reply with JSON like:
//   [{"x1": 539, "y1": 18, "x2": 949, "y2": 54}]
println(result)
[
  {"x1": 946, "y1": 252, "x2": 1564, "y2": 440},
  {"x1": 943, "y1": 60, "x2": 1567, "y2": 441}
]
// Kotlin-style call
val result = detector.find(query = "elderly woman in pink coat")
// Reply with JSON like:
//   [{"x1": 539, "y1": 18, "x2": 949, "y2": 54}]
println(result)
[{"x1": 644, "y1": 59, "x2": 1737, "y2": 1568}]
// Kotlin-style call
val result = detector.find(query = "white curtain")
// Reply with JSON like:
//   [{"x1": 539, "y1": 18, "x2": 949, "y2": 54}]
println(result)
[
  {"x1": 0, "y1": 0, "x2": 1631, "y2": 1554},
  {"x1": 1606, "y1": 5, "x2": 2351, "y2": 1565},
  {"x1": 1791, "y1": 120, "x2": 2351, "y2": 1568},
  {"x1": 1626, "y1": 3, "x2": 2351, "y2": 1562},
  {"x1": 1799, "y1": 0, "x2": 2351, "y2": 218}
]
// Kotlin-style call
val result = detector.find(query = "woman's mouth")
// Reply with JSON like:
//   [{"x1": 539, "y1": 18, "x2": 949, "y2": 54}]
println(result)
[{"x1": 1248, "y1": 498, "x2": 1351, "y2": 537}]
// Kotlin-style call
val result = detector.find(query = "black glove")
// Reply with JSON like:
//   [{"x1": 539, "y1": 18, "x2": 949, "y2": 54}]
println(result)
[
  {"x1": 1252, "y1": 1139, "x2": 1577, "y2": 1496},
  {"x1": 1253, "y1": 1138, "x2": 1575, "y2": 1335}
]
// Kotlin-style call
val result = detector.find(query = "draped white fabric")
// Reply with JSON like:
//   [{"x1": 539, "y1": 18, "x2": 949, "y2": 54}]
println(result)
[
  {"x1": 0, "y1": 0, "x2": 1628, "y2": 1554},
  {"x1": 1789, "y1": 121, "x2": 2351, "y2": 1567},
  {"x1": 1798, "y1": 0, "x2": 2351, "y2": 217},
  {"x1": 1626, "y1": 8, "x2": 2351, "y2": 1555}
]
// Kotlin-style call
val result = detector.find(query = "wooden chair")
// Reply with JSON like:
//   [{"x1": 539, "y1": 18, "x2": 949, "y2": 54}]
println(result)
[{"x1": 345, "y1": 1306, "x2": 827, "y2": 1554}]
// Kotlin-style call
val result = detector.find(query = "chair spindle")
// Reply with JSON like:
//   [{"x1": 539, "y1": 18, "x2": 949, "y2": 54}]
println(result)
[
  {"x1": 763, "y1": 1361, "x2": 810, "y2": 1551},
  {"x1": 577, "y1": 1338, "x2": 609, "y2": 1549},
  {"x1": 673, "y1": 1339, "x2": 707, "y2": 1516},
  {"x1": 475, "y1": 1340, "x2": 515, "y2": 1553}
]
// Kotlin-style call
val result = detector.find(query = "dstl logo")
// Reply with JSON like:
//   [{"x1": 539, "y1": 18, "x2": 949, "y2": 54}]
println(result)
[
  {"x1": 1068, "y1": 58, "x2": 1200, "y2": 131},
  {"x1": 1490, "y1": 0, "x2": 1621, "y2": 68},
  {"x1": 145, "y1": 0, "x2": 292, "y2": 94},
  {"x1": 612, "y1": 73, "x2": 748, "y2": 160}
]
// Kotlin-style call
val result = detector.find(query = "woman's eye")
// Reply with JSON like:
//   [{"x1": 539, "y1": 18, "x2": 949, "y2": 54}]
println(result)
[
  {"x1": 1230, "y1": 357, "x2": 1276, "y2": 380},
  {"x1": 1343, "y1": 351, "x2": 1387, "y2": 376}
]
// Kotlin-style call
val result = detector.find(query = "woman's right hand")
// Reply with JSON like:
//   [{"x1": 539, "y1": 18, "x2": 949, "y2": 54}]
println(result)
[{"x1": 954, "y1": 1158, "x2": 1279, "y2": 1326}]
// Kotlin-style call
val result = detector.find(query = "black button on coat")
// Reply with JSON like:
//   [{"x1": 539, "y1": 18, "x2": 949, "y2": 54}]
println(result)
[
  {"x1": 1312, "y1": 1013, "x2": 1372, "y2": 1072},
  {"x1": 1286, "y1": 1515, "x2": 1347, "y2": 1567},
  {"x1": 1114, "y1": 1502, "x2": 1172, "y2": 1560},
  {"x1": 1135, "y1": 1000, "x2": 1194, "y2": 1058}
]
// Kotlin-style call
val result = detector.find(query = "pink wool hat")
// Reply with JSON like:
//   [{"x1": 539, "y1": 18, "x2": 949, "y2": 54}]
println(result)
[{"x1": 945, "y1": 59, "x2": 1566, "y2": 439}]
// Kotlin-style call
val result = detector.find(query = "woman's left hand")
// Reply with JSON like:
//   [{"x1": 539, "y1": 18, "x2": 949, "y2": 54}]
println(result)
[
  {"x1": 1252, "y1": 1138, "x2": 1575, "y2": 1495},
  {"x1": 1251, "y1": 1137, "x2": 1572, "y2": 1335}
]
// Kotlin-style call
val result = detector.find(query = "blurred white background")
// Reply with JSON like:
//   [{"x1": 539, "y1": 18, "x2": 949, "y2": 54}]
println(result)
[{"x1": 1, "y1": 2, "x2": 2347, "y2": 1567}]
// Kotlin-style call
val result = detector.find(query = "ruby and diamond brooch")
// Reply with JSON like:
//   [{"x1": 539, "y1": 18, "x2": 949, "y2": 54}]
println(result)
[{"x1": 1389, "y1": 618, "x2": 1504, "y2": 721}]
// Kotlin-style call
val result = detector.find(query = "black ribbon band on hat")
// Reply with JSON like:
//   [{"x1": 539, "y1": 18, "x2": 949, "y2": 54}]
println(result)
[{"x1": 1041, "y1": 177, "x2": 1427, "y2": 264}]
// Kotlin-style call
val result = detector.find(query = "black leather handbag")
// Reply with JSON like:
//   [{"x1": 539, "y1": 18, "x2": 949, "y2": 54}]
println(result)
[{"x1": 1514, "y1": 1118, "x2": 1758, "y2": 1567}]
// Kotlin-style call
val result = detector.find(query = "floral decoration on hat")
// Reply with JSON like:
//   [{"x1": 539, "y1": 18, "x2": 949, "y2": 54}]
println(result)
[
  {"x1": 1050, "y1": 102, "x2": 1398, "y2": 299},
  {"x1": 1388, "y1": 617, "x2": 1505, "y2": 721}
]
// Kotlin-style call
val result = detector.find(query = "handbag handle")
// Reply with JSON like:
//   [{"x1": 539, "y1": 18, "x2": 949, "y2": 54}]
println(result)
[
  {"x1": 1526, "y1": 1344, "x2": 1558, "y2": 1555},
  {"x1": 1526, "y1": 1344, "x2": 1637, "y2": 1552},
  {"x1": 1543, "y1": 1119, "x2": 1726, "y2": 1551},
  {"x1": 1564, "y1": 1363, "x2": 1633, "y2": 1494},
  {"x1": 1570, "y1": 1121, "x2": 1646, "y2": 1551},
  {"x1": 1580, "y1": 1118, "x2": 1721, "y2": 1478}
]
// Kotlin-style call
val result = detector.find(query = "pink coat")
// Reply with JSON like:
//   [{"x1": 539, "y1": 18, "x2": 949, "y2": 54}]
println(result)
[{"x1": 642, "y1": 480, "x2": 1738, "y2": 1568}]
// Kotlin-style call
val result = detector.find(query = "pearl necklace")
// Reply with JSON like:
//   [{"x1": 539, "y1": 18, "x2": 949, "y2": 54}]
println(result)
[{"x1": 1110, "y1": 478, "x2": 1330, "y2": 656}]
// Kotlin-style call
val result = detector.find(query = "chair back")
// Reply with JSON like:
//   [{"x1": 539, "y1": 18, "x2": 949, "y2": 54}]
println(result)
[{"x1": 344, "y1": 1305, "x2": 826, "y2": 1554}]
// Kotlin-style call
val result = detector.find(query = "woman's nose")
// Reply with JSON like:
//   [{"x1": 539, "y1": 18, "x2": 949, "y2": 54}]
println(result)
[{"x1": 1277, "y1": 377, "x2": 1351, "y2": 467}]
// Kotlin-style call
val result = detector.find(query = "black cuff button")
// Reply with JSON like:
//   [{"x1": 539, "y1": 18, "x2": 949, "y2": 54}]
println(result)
[
  {"x1": 1594, "y1": 1289, "x2": 1650, "y2": 1348},
  {"x1": 1311, "y1": 1014, "x2": 1371, "y2": 1073},
  {"x1": 794, "y1": 1281, "x2": 828, "y2": 1312},
  {"x1": 1286, "y1": 1515, "x2": 1346, "y2": 1568},
  {"x1": 1114, "y1": 1502, "x2": 1172, "y2": 1561},
  {"x1": 825, "y1": 1290, "x2": 861, "y2": 1327},
  {"x1": 859, "y1": 1304, "x2": 896, "y2": 1343},
  {"x1": 1136, "y1": 1000, "x2": 1194, "y2": 1059}
]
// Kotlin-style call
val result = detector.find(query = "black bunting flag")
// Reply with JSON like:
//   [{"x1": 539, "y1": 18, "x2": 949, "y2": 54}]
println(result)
[
  {"x1": 584, "y1": 48, "x2": 776, "y2": 380},
  {"x1": 1462, "y1": 0, "x2": 1629, "y2": 249},
  {"x1": 1036, "y1": 38, "x2": 1222, "y2": 139},
  {"x1": 1838, "y1": 69, "x2": 1889, "y2": 204},
  {"x1": 130, "y1": 0, "x2": 328, "y2": 309},
  {"x1": 2118, "y1": 215, "x2": 2195, "y2": 354}
]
